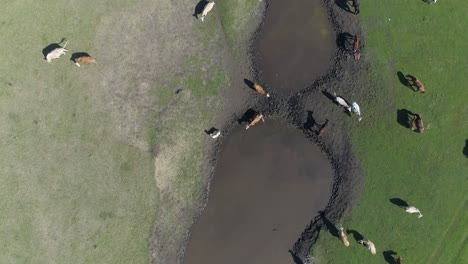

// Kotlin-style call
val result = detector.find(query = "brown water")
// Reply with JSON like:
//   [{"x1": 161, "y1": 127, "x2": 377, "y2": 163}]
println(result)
[
  {"x1": 254, "y1": 0, "x2": 334, "y2": 95},
  {"x1": 183, "y1": 120, "x2": 334, "y2": 264}
]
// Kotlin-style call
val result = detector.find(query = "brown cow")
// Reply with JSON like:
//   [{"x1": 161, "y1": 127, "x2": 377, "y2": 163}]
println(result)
[
  {"x1": 246, "y1": 114, "x2": 264, "y2": 129},
  {"x1": 253, "y1": 83, "x2": 270, "y2": 97},
  {"x1": 352, "y1": 35, "x2": 360, "y2": 54},
  {"x1": 406, "y1": 75, "x2": 426, "y2": 93},
  {"x1": 73, "y1": 54, "x2": 96, "y2": 67},
  {"x1": 317, "y1": 119, "x2": 329, "y2": 137},
  {"x1": 410, "y1": 114, "x2": 424, "y2": 133}
]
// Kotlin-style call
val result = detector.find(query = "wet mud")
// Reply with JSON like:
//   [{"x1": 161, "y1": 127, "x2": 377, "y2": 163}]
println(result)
[
  {"x1": 183, "y1": 120, "x2": 334, "y2": 264},
  {"x1": 253, "y1": 0, "x2": 334, "y2": 96}
]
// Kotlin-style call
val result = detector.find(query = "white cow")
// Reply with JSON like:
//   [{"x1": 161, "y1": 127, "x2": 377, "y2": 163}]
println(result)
[
  {"x1": 333, "y1": 92, "x2": 351, "y2": 111},
  {"x1": 45, "y1": 41, "x2": 68, "y2": 62},
  {"x1": 199, "y1": 1, "x2": 215, "y2": 22},
  {"x1": 358, "y1": 239, "x2": 376, "y2": 255},
  {"x1": 405, "y1": 206, "x2": 423, "y2": 218},
  {"x1": 351, "y1": 102, "x2": 362, "y2": 121}
]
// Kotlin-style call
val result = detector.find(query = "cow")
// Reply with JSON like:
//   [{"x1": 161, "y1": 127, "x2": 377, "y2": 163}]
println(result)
[
  {"x1": 71, "y1": 53, "x2": 96, "y2": 67},
  {"x1": 352, "y1": 35, "x2": 360, "y2": 54},
  {"x1": 332, "y1": 92, "x2": 351, "y2": 111},
  {"x1": 199, "y1": 1, "x2": 215, "y2": 22},
  {"x1": 338, "y1": 224, "x2": 350, "y2": 247},
  {"x1": 253, "y1": 83, "x2": 270, "y2": 97},
  {"x1": 317, "y1": 119, "x2": 329, "y2": 137},
  {"x1": 351, "y1": 102, "x2": 362, "y2": 121},
  {"x1": 405, "y1": 206, "x2": 423, "y2": 218},
  {"x1": 246, "y1": 113, "x2": 264, "y2": 129},
  {"x1": 352, "y1": 35, "x2": 361, "y2": 60},
  {"x1": 406, "y1": 75, "x2": 426, "y2": 93},
  {"x1": 396, "y1": 256, "x2": 403, "y2": 264},
  {"x1": 358, "y1": 239, "x2": 376, "y2": 255},
  {"x1": 45, "y1": 40, "x2": 68, "y2": 62},
  {"x1": 410, "y1": 114, "x2": 424, "y2": 133},
  {"x1": 352, "y1": 0, "x2": 360, "y2": 15}
]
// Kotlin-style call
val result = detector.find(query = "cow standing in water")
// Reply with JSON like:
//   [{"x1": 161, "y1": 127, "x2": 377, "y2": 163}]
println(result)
[
  {"x1": 246, "y1": 114, "x2": 264, "y2": 129},
  {"x1": 338, "y1": 224, "x2": 350, "y2": 247},
  {"x1": 253, "y1": 83, "x2": 270, "y2": 97},
  {"x1": 410, "y1": 114, "x2": 424, "y2": 133}
]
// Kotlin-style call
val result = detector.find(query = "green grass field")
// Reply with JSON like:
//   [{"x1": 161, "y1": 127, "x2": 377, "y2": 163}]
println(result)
[
  {"x1": 0, "y1": 0, "x2": 262, "y2": 263},
  {"x1": 313, "y1": 1, "x2": 468, "y2": 263}
]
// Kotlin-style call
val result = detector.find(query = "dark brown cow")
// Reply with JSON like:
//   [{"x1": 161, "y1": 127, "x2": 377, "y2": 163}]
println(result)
[{"x1": 410, "y1": 114, "x2": 425, "y2": 133}]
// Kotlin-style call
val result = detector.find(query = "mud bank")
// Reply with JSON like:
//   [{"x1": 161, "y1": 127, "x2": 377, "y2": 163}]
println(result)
[
  {"x1": 180, "y1": 0, "x2": 370, "y2": 263},
  {"x1": 183, "y1": 120, "x2": 334, "y2": 264}
]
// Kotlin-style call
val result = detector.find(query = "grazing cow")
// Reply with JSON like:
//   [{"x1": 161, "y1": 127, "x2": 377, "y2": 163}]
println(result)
[
  {"x1": 406, "y1": 75, "x2": 426, "y2": 93},
  {"x1": 253, "y1": 83, "x2": 270, "y2": 97},
  {"x1": 410, "y1": 114, "x2": 424, "y2": 133},
  {"x1": 351, "y1": 102, "x2": 362, "y2": 121},
  {"x1": 358, "y1": 239, "x2": 376, "y2": 255},
  {"x1": 317, "y1": 119, "x2": 329, "y2": 137},
  {"x1": 405, "y1": 205, "x2": 423, "y2": 218},
  {"x1": 338, "y1": 224, "x2": 350, "y2": 247},
  {"x1": 352, "y1": 0, "x2": 360, "y2": 15},
  {"x1": 199, "y1": 1, "x2": 215, "y2": 22},
  {"x1": 45, "y1": 40, "x2": 68, "y2": 62},
  {"x1": 332, "y1": 92, "x2": 351, "y2": 111},
  {"x1": 397, "y1": 256, "x2": 403, "y2": 264},
  {"x1": 72, "y1": 54, "x2": 96, "y2": 67},
  {"x1": 246, "y1": 113, "x2": 264, "y2": 129}
]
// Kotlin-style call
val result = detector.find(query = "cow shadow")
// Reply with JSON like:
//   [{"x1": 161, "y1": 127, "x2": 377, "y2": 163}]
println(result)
[
  {"x1": 397, "y1": 71, "x2": 414, "y2": 91},
  {"x1": 70, "y1": 52, "x2": 91, "y2": 62},
  {"x1": 336, "y1": 32, "x2": 354, "y2": 52},
  {"x1": 463, "y1": 140, "x2": 468, "y2": 158},
  {"x1": 304, "y1": 111, "x2": 317, "y2": 131},
  {"x1": 335, "y1": 0, "x2": 353, "y2": 14},
  {"x1": 288, "y1": 250, "x2": 304, "y2": 264},
  {"x1": 347, "y1": 229, "x2": 364, "y2": 242},
  {"x1": 193, "y1": 0, "x2": 209, "y2": 18},
  {"x1": 238, "y1": 109, "x2": 257, "y2": 125},
  {"x1": 383, "y1": 250, "x2": 398, "y2": 264},
  {"x1": 243, "y1": 79, "x2": 256, "y2": 91},
  {"x1": 205, "y1": 127, "x2": 219, "y2": 136},
  {"x1": 390, "y1": 198, "x2": 409, "y2": 208},
  {"x1": 318, "y1": 211, "x2": 339, "y2": 238},
  {"x1": 396, "y1": 109, "x2": 414, "y2": 128},
  {"x1": 42, "y1": 38, "x2": 66, "y2": 60}
]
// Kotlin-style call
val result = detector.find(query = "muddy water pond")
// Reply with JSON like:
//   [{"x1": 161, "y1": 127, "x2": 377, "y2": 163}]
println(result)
[
  {"x1": 183, "y1": 120, "x2": 334, "y2": 264},
  {"x1": 254, "y1": 0, "x2": 334, "y2": 95}
]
